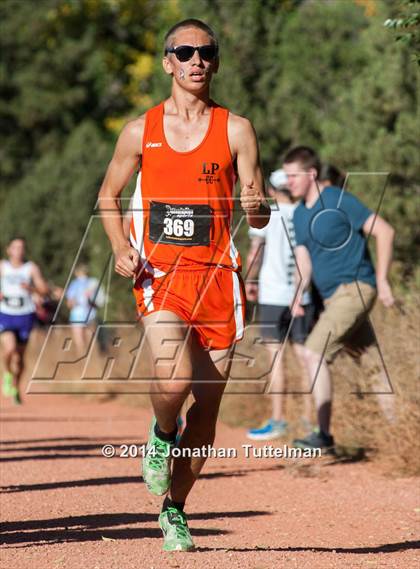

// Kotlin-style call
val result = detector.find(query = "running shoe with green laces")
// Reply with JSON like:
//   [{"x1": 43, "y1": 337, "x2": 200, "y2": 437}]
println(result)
[
  {"x1": 159, "y1": 506, "x2": 195, "y2": 551},
  {"x1": 2, "y1": 371, "x2": 14, "y2": 397},
  {"x1": 142, "y1": 418, "x2": 174, "y2": 496}
]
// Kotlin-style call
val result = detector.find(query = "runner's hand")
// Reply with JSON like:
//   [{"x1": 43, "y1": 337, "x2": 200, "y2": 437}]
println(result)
[
  {"x1": 290, "y1": 292, "x2": 305, "y2": 317},
  {"x1": 245, "y1": 282, "x2": 258, "y2": 302},
  {"x1": 377, "y1": 278, "x2": 394, "y2": 308},
  {"x1": 240, "y1": 180, "x2": 262, "y2": 214},
  {"x1": 291, "y1": 303, "x2": 305, "y2": 318},
  {"x1": 114, "y1": 245, "x2": 140, "y2": 278}
]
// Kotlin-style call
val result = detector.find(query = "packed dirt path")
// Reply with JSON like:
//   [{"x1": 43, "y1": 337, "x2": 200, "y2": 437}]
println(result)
[{"x1": 1, "y1": 390, "x2": 419, "y2": 569}]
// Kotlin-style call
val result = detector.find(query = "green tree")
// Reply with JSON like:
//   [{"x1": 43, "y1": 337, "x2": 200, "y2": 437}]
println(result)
[
  {"x1": 0, "y1": 0, "x2": 160, "y2": 280},
  {"x1": 321, "y1": 1, "x2": 419, "y2": 280},
  {"x1": 2, "y1": 121, "x2": 110, "y2": 280},
  {"x1": 385, "y1": 0, "x2": 420, "y2": 64},
  {"x1": 0, "y1": 0, "x2": 417, "y2": 290}
]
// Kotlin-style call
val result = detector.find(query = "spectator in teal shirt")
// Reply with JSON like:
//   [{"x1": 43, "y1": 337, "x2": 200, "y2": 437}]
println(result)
[{"x1": 283, "y1": 147, "x2": 395, "y2": 452}]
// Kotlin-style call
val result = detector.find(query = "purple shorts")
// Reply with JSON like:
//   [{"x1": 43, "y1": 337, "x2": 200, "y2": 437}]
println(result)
[{"x1": 0, "y1": 312, "x2": 36, "y2": 343}]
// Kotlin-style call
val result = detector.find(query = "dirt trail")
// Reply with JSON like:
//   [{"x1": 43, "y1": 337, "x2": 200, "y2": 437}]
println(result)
[{"x1": 1, "y1": 384, "x2": 419, "y2": 568}]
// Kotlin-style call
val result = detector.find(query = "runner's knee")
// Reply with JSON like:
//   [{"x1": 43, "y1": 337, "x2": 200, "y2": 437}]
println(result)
[
  {"x1": 2, "y1": 343, "x2": 16, "y2": 361},
  {"x1": 152, "y1": 379, "x2": 192, "y2": 399}
]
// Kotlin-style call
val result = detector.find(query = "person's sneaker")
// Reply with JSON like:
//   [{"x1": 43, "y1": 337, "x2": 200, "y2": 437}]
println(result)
[
  {"x1": 2, "y1": 372, "x2": 13, "y2": 397},
  {"x1": 292, "y1": 430, "x2": 335, "y2": 453},
  {"x1": 142, "y1": 418, "x2": 174, "y2": 496},
  {"x1": 11, "y1": 387, "x2": 22, "y2": 406},
  {"x1": 247, "y1": 419, "x2": 288, "y2": 441},
  {"x1": 159, "y1": 506, "x2": 195, "y2": 552}
]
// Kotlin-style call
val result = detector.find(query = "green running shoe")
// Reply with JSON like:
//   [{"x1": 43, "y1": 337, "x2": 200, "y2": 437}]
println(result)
[
  {"x1": 2, "y1": 371, "x2": 14, "y2": 397},
  {"x1": 11, "y1": 387, "x2": 22, "y2": 405},
  {"x1": 142, "y1": 418, "x2": 173, "y2": 496},
  {"x1": 159, "y1": 506, "x2": 195, "y2": 552}
]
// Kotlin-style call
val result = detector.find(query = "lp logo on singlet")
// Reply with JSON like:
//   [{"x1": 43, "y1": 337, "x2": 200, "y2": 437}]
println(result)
[{"x1": 198, "y1": 162, "x2": 220, "y2": 184}]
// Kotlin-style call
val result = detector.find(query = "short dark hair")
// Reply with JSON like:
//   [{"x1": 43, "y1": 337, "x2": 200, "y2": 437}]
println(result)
[
  {"x1": 7, "y1": 236, "x2": 26, "y2": 246},
  {"x1": 283, "y1": 146, "x2": 321, "y2": 177},
  {"x1": 164, "y1": 19, "x2": 218, "y2": 53},
  {"x1": 319, "y1": 163, "x2": 346, "y2": 188}
]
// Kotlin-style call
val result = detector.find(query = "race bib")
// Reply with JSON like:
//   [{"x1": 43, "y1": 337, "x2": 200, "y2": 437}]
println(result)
[
  {"x1": 4, "y1": 296, "x2": 24, "y2": 308},
  {"x1": 149, "y1": 201, "x2": 212, "y2": 246}
]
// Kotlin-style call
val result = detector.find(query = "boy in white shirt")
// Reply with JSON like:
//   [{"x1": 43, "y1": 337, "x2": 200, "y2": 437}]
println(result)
[{"x1": 245, "y1": 170, "x2": 317, "y2": 440}]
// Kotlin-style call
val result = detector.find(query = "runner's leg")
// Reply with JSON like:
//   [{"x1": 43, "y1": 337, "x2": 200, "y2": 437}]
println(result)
[
  {"x1": 13, "y1": 342, "x2": 26, "y2": 392},
  {"x1": 169, "y1": 341, "x2": 233, "y2": 503},
  {"x1": 0, "y1": 331, "x2": 25, "y2": 401},
  {"x1": 142, "y1": 310, "x2": 194, "y2": 434},
  {"x1": 0, "y1": 331, "x2": 16, "y2": 376}
]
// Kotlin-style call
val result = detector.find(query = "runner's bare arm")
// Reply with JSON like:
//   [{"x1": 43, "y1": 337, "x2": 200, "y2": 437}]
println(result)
[
  {"x1": 245, "y1": 236, "x2": 264, "y2": 302},
  {"x1": 122, "y1": 196, "x2": 135, "y2": 240},
  {"x1": 292, "y1": 245, "x2": 312, "y2": 317},
  {"x1": 246, "y1": 236, "x2": 265, "y2": 280},
  {"x1": 98, "y1": 118, "x2": 145, "y2": 278},
  {"x1": 363, "y1": 213, "x2": 395, "y2": 307},
  {"x1": 228, "y1": 115, "x2": 270, "y2": 229},
  {"x1": 31, "y1": 264, "x2": 49, "y2": 296}
]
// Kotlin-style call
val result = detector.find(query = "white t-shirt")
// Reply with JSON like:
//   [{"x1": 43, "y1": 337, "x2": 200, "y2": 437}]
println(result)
[{"x1": 249, "y1": 202, "x2": 310, "y2": 306}]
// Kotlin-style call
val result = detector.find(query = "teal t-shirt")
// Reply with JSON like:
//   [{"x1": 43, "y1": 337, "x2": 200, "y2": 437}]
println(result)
[{"x1": 293, "y1": 186, "x2": 376, "y2": 299}]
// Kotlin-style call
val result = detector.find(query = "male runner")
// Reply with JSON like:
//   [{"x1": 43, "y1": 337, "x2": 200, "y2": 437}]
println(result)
[
  {"x1": 0, "y1": 237, "x2": 49, "y2": 404},
  {"x1": 98, "y1": 19, "x2": 270, "y2": 551},
  {"x1": 283, "y1": 146, "x2": 395, "y2": 451}
]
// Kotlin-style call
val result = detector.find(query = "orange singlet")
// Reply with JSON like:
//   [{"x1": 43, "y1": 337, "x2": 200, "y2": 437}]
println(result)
[{"x1": 130, "y1": 102, "x2": 245, "y2": 350}]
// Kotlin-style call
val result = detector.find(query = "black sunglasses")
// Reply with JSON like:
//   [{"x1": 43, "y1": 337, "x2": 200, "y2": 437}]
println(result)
[{"x1": 165, "y1": 44, "x2": 218, "y2": 63}]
